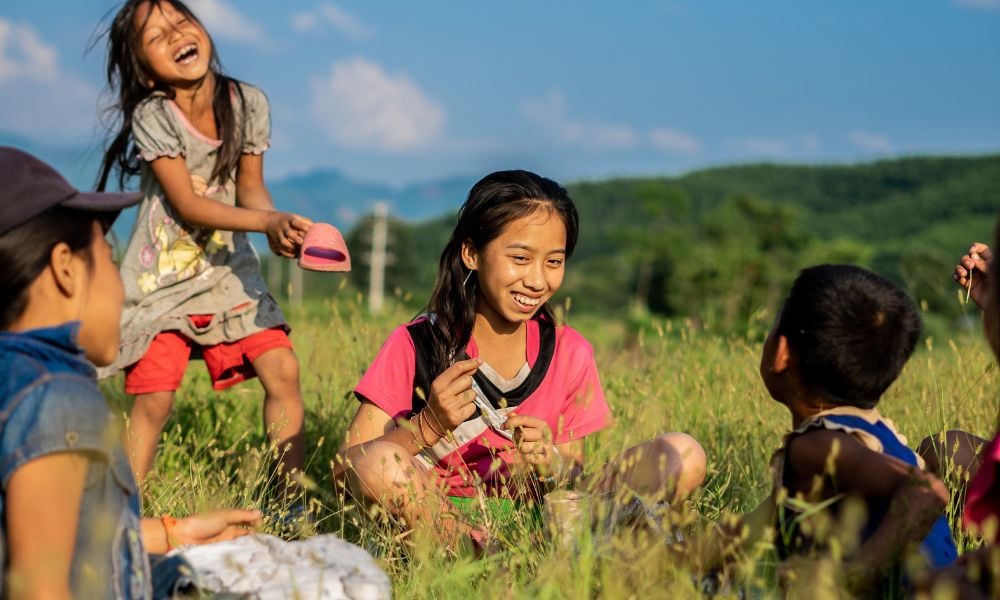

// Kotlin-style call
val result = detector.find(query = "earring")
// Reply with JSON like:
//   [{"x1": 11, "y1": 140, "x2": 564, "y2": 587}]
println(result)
[{"x1": 463, "y1": 270, "x2": 474, "y2": 286}]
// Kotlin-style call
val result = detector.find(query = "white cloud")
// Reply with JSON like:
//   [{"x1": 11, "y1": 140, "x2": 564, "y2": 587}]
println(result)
[
  {"x1": 523, "y1": 90, "x2": 639, "y2": 150},
  {"x1": 311, "y1": 58, "x2": 445, "y2": 152},
  {"x1": 648, "y1": 127, "x2": 700, "y2": 155},
  {"x1": 187, "y1": 0, "x2": 262, "y2": 43},
  {"x1": 953, "y1": 0, "x2": 1000, "y2": 10},
  {"x1": 847, "y1": 130, "x2": 892, "y2": 153},
  {"x1": 0, "y1": 20, "x2": 57, "y2": 83},
  {"x1": 799, "y1": 134, "x2": 822, "y2": 153},
  {"x1": 524, "y1": 90, "x2": 701, "y2": 154},
  {"x1": 571, "y1": 122, "x2": 638, "y2": 149},
  {"x1": 291, "y1": 12, "x2": 320, "y2": 32},
  {"x1": 292, "y1": 3, "x2": 374, "y2": 40},
  {"x1": 0, "y1": 19, "x2": 98, "y2": 138}
]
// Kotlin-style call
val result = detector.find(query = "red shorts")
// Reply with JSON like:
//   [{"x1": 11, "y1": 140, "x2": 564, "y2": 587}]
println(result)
[{"x1": 124, "y1": 318, "x2": 292, "y2": 394}]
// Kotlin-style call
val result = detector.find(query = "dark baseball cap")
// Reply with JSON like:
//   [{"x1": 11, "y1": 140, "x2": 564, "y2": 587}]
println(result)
[{"x1": 0, "y1": 146, "x2": 142, "y2": 236}]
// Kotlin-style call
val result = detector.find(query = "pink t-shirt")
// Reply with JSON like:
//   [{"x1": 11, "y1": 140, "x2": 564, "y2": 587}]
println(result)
[
  {"x1": 964, "y1": 432, "x2": 1000, "y2": 542},
  {"x1": 354, "y1": 317, "x2": 611, "y2": 497}
]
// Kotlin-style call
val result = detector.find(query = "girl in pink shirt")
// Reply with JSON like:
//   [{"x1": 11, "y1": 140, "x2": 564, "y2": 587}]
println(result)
[{"x1": 335, "y1": 170, "x2": 706, "y2": 550}]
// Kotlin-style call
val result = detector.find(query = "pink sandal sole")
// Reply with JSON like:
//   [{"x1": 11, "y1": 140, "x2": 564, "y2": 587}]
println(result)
[{"x1": 299, "y1": 223, "x2": 352, "y2": 272}]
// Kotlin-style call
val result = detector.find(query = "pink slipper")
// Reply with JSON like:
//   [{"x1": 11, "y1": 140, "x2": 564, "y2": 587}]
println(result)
[{"x1": 299, "y1": 222, "x2": 351, "y2": 272}]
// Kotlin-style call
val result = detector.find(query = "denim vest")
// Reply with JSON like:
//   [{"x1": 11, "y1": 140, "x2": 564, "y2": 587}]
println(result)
[{"x1": 0, "y1": 324, "x2": 151, "y2": 598}]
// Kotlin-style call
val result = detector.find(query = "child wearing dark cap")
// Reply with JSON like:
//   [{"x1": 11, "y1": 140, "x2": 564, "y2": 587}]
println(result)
[
  {"x1": 0, "y1": 147, "x2": 259, "y2": 598},
  {"x1": 705, "y1": 264, "x2": 956, "y2": 596}
]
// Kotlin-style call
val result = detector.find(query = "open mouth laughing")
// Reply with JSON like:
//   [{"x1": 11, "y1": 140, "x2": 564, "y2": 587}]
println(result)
[{"x1": 173, "y1": 44, "x2": 199, "y2": 65}]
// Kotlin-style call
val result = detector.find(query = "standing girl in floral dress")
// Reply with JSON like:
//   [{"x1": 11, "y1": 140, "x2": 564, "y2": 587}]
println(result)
[{"x1": 98, "y1": 0, "x2": 310, "y2": 492}]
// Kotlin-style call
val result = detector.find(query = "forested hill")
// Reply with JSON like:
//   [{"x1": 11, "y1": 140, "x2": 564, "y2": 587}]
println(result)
[
  {"x1": 344, "y1": 155, "x2": 1000, "y2": 333},
  {"x1": 577, "y1": 156, "x2": 999, "y2": 240}
]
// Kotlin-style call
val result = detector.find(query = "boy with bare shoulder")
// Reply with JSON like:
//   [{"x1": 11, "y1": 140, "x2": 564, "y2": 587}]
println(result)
[{"x1": 703, "y1": 265, "x2": 956, "y2": 597}]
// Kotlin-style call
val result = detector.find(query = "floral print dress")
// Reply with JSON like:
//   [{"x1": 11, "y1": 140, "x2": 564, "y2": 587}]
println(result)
[{"x1": 104, "y1": 83, "x2": 286, "y2": 376}]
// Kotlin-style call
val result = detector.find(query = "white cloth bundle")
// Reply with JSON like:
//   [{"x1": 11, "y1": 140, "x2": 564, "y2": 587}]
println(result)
[{"x1": 175, "y1": 534, "x2": 390, "y2": 600}]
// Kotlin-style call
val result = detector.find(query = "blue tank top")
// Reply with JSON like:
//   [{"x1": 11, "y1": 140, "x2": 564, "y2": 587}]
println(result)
[{"x1": 819, "y1": 414, "x2": 957, "y2": 569}]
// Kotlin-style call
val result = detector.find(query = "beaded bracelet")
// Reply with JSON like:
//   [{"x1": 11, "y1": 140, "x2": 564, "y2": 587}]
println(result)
[
  {"x1": 407, "y1": 420, "x2": 426, "y2": 449},
  {"x1": 416, "y1": 411, "x2": 437, "y2": 447},
  {"x1": 405, "y1": 413, "x2": 427, "y2": 450},
  {"x1": 423, "y1": 409, "x2": 448, "y2": 439}
]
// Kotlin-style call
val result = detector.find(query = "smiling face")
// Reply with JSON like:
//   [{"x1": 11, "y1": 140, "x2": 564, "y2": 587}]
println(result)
[
  {"x1": 462, "y1": 207, "x2": 568, "y2": 331},
  {"x1": 134, "y1": 0, "x2": 213, "y2": 89}
]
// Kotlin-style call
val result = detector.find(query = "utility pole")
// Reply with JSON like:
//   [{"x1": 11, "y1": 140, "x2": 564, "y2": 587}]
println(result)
[{"x1": 369, "y1": 201, "x2": 389, "y2": 314}]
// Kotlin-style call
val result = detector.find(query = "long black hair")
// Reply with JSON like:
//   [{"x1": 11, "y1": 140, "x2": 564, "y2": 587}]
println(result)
[
  {"x1": 0, "y1": 207, "x2": 99, "y2": 330},
  {"x1": 96, "y1": 0, "x2": 246, "y2": 191},
  {"x1": 424, "y1": 170, "x2": 580, "y2": 374}
]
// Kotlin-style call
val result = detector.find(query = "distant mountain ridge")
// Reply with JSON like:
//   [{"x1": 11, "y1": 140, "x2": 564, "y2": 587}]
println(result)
[
  {"x1": 8, "y1": 132, "x2": 1000, "y2": 333},
  {"x1": 0, "y1": 131, "x2": 475, "y2": 227},
  {"x1": 268, "y1": 169, "x2": 475, "y2": 226}
]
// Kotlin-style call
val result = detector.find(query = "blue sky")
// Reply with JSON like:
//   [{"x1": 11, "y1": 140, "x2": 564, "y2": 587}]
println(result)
[{"x1": 1, "y1": 0, "x2": 998, "y2": 185}]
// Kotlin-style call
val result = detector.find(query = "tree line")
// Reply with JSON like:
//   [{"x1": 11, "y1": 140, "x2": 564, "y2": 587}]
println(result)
[{"x1": 342, "y1": 155, "x2": 1000, "y2": 338}]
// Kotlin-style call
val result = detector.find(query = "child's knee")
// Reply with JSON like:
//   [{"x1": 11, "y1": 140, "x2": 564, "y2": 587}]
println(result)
[
  {"x1": 917, "y1": 429, "x2": 983, "y2": 477},
  {"x1": 342, "y1": 441, "x2": 416, "y2": 500},
  {"x1": 257, "y1": 348, "x2": 301, "y2": 394},
  {"x1": 346, "y1": 442, "x2": 413, "y2": 481},
  {"x1": 270, "y1": 349, "x2": 301, "y2": 383},
  {"x1": 131, "y1": 391, "x2": 176, "y2": 423},
  {"x1": 656, "y1": 432, "x2": 707, "y2": 490}
]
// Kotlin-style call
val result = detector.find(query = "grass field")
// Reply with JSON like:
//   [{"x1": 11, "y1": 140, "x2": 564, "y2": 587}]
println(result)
[{"x1": 100, "y1": 295, "x2": 999, "y2": 598}]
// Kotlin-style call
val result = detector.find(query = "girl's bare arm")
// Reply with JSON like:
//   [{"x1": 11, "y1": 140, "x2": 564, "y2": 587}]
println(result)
[
  {"x1": 6, "y1": 452, "x2": 89, "y2": 599},
  {"x1": 151, "y1": 155, "x2": 276, "y2": 232},
  {"x1": 150, "y1": 156, "x2": 308, "y2": 256},
  {"x1": 332, "y1": 400, "x2": 431, "y2": 480},
  {"x1": 140, "y1": 510, "x2": 261, "y2": 553},
  {"x1": 235, "y1": 153, "x2": 276, "y2": 212},
  {"x1": 334, "y1": 358, "x2": 484, "y2": 479}
]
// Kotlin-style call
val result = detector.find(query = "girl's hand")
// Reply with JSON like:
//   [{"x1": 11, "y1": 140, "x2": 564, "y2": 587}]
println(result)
[
  {"x1": 504, "y1": 413, "x2": 556, "y2": 468},
  {"x1": 172, "y1": 509, "x2": 261, "y2": 546},
  {"x1": 426, "y1": 358, "x2": 481, "y2": 432},
  {"x1": 954, "y1": 242, "x2": 992, "y2": 310},
  {"x1": 265, "y1": 212, "x2": 312, "y2": 258}
]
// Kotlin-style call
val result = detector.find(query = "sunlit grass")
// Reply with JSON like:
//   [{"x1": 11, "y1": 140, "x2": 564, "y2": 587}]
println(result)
[{"x1": 99, "y1": 295, "x2": 999, "y2": 598}]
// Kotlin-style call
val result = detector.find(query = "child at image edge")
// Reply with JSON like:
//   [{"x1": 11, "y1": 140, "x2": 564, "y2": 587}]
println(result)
[
  {"x1": 335, "y1": 170, "x2": 707, "y2": 550},
  {"x1": 708, "y1": 264, "x2": 956, "y2": 595},
  {"x1": 0, "y1": 146, "x2": 259, "y2": 598},
  {"x1": 97, "y1": 0, "x2": 311, "y2": 490}
]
